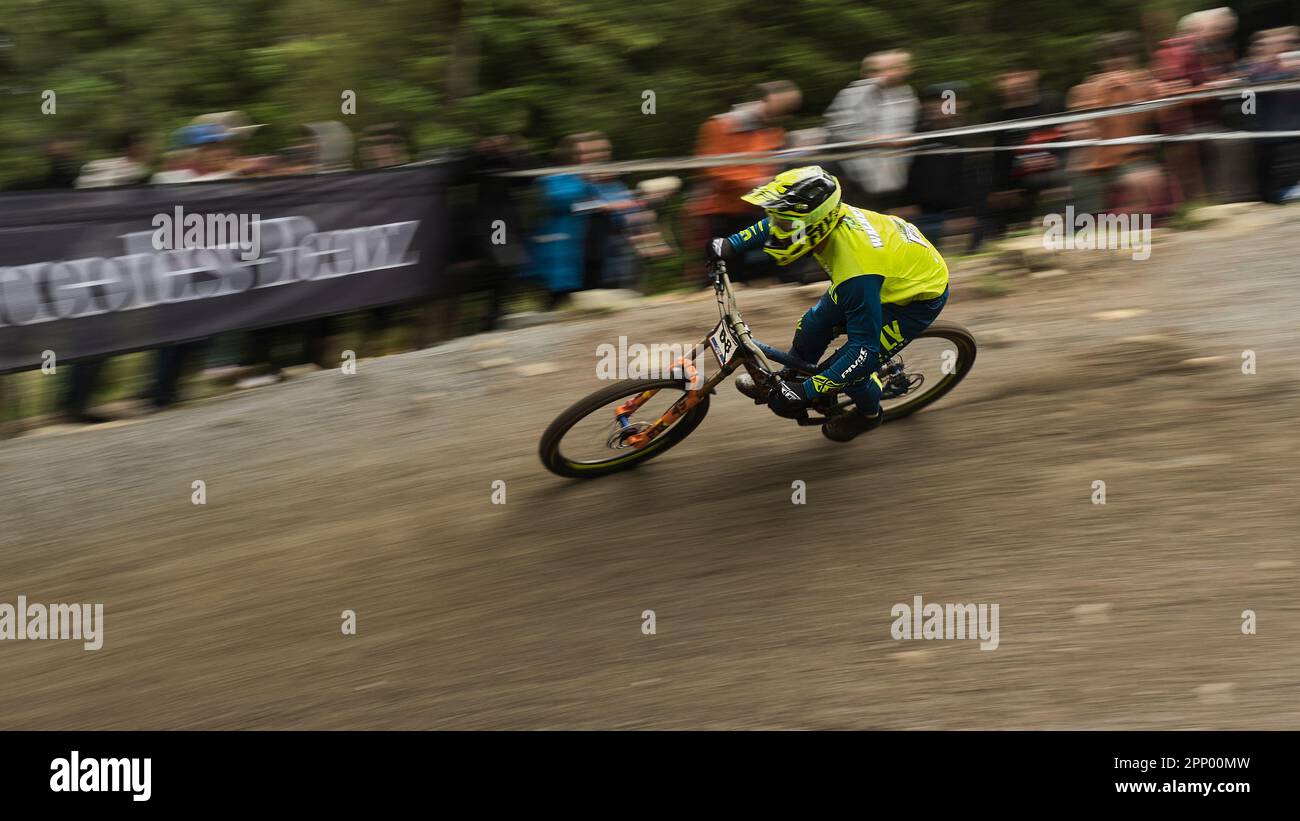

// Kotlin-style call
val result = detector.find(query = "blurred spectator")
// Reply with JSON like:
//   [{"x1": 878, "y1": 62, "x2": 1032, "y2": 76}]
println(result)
[
  {"x1": 784, "y1": 126, "x2": 830, "y2": 160},
  {"x1": 1067, "y1": 32, "x2": 1169, "y2": 217},
  {"x1": 1193, "y1": 7, "x2": 1251, "y2": 201},
  {"x1": 690, "y1": 81, "x2": 801, "y2": 280},
  {"x1": 355, "y1": 123, "x2": 418, "y2": 348},
  {"x1": 448, "y1": 134, "x2": 534, "y2": 332},
  {"x1": 181, "y1": 112, "x2": 273, "y2": 381},
  {"x1": 16, "y1": 135, "x2": 104, "y2": 423},
  {"x1": 1150, "y1": 9, "x2": 1210, "y2": 202},
  {"x1": 150, "y1": 124, "x2": 239, "y2": 183},
  {"x1": 902, "y1": 83, "x2": 985, "y2": 251},
  {"x1": 579, "y1": 134, "x2": 673, "y2": 291},
  {"x1": 6, "y1": 136, "x2": 122, "y2": 423},
  {"x1": 193, "y1": 110, "x2": 264, "y2": 140},
  {"x1": 193, "y1": 110, "x2": 265, "y2": 177},
  {"x1": 1198, "y1": 7, "x2": 1242, "y2": 83},
  {"x1": 986, "y1": 67, "x2": 1067, "y2": 237},
  {"x1": 274, "y1": 143, "x2": 318, "y2": 175},
  {"x1": 6, "y1": 136, "x2": 84, "y2": 191},
  {"x1": 528, "y1": 133, "x2": 602, "y2": 306},
  {"x1": 257, "y1": 121, "x2": 354, "y2": 178},
  {"x1": 824, "y1": 50, "x2": 919, "y2": 212},
  {"x1": 236, "y1": 154, "x2": 283, "y2": 177},
  {"x1": 528, "y1": 132, "x2": 654, "y2": 305},
  {"x1": 142, "y1": 123, "x2": 245, "y2": 410},
  {"x1": 360, "y1": 123, "x2": 411, "y2": 168},
  {"x1": 302, "y1": 121, "x2": 355, "y2": 172},
  {"x1": 1283, "y1": 45, "x2": 1300, "y2": 202},
  {"x1": 1242, "y1": 27, "x2": 1300, "y2": 203},
  {"x1": 75, "y1": 130, "x2": 154, "y2": 188},
  {"x1": 630, "y1": 176, "x2": 681, "y2": 261},
  {"x1": 234, "y1": 121, "x2": 355, "y2": 389},
  {"x1": 55, "y1": 130, "x2": 157, "y2": 424}
]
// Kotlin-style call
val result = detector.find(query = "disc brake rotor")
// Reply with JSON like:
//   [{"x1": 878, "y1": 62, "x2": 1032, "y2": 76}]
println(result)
[
  {"x1": 879, "y1": 358, "x2": 924, "y2": 399},
  {"x1": 607, "y1": 420, "x2": 652, "y2": 450}
]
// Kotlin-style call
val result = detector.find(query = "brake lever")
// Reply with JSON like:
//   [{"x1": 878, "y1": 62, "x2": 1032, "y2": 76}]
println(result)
[{"x1": 709, "y1": 260, "x2": 726, "y2": 291}]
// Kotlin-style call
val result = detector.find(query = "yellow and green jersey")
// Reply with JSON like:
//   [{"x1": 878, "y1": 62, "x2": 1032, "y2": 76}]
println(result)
[
  {"x1": 814, "y1": 204, "x2": 948, "y2": 304},
  {"x1": 726, "y1": 204, "x2": 949, "y2": 305},
  {"x1": 724, "y1": 204, "x2": 950, "y2": 408}
]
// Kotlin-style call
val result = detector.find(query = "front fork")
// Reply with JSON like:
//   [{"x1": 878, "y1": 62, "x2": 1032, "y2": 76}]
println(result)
[{"x1": 616, "y1": 339, "x2": 729, "y2": 449}]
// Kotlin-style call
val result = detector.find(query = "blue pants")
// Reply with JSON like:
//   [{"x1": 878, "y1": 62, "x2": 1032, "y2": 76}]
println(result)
[{"x1": 792, "y1": 286, "x2": 948, "y2": 413}]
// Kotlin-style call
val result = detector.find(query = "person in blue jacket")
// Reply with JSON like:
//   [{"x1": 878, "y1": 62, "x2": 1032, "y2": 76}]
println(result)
[{"x1": 528, "y1": 132, "x2": 640, "y2": 305}]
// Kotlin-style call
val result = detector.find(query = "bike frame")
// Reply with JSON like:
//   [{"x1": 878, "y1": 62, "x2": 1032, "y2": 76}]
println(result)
[{"x1": 619, "y1": 262, "x2": 846, "y2": 448}]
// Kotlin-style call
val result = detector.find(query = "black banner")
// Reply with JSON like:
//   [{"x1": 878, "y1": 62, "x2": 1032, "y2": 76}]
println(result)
[{"x1": 0, "y1": 163, "x2": 450, "y2": 373}]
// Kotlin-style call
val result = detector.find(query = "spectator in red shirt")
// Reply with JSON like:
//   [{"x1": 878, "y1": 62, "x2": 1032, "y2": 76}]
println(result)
[
  {"x1": 1150, "y1": 8, "x2": 1209, "y2": 202},
  {"x1": 1067, "y1": 32, "x2": 1169, "y2": 217}
]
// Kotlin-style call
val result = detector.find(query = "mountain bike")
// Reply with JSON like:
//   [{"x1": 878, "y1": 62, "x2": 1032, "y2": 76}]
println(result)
[{"x1": 539, "y1": 261, "x2": 977, "y2": 478}]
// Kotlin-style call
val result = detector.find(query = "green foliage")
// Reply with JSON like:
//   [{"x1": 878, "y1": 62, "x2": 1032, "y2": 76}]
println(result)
[{"x1": 1, "y1": 0, "x2": 1208, "y2": 187}]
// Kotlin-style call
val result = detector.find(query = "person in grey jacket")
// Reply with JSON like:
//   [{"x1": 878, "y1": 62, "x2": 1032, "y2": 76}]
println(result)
[{"x1": 824, "y1": 49, "x2": 920, "y2": 212}]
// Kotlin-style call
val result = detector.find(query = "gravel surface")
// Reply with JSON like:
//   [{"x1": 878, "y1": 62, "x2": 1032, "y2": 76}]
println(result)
[{"x1": 2, "y1": 206, "x2": 1299, "y2": 728}]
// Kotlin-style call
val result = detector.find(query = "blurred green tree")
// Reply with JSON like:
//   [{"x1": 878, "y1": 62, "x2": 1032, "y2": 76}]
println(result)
[{"x1": 0, "y1": 0, "x2": 1210, "y2": 187}]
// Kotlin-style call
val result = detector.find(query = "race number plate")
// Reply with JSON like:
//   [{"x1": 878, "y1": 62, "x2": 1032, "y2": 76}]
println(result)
[{"x1": 708, "y1": 320, "x2": 739, "y2": 367}]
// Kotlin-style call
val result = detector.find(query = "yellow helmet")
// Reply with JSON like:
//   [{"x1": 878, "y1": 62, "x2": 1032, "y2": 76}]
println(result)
[{"x1": 740, "y1": 166, "x2": 842, "y2": 266}]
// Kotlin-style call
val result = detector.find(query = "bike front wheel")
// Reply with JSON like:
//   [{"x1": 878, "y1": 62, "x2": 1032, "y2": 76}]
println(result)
[{"x1": 539, "y1": 378, "x2": 711, "y2": 479}]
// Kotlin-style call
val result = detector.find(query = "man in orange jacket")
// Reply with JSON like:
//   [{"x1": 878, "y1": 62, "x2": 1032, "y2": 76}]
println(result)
[{"x1": 692, "y1": 81, "x2": 801, "y2": 278}]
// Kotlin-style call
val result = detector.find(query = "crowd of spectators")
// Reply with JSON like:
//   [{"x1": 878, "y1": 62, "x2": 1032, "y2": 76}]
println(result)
[
  {"x1": 4, "y1": 5, "x2": 1299, "y2": 427},
  {"x1": 681, "y1": 6, "x2": 1299, "y2": 261},
  {"x1": 4, "y1": 112, "x2": 408, "y2": 424}
]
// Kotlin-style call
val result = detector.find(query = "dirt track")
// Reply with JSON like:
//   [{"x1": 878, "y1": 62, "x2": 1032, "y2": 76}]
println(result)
[{"x1": 3, "y1": 209, "x2": 1299, "y2": 729}]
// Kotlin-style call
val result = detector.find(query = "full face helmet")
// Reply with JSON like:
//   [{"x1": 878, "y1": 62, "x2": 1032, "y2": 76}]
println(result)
[{"x1": 740, "y1": 165, "x2": 843, "y2": 265}]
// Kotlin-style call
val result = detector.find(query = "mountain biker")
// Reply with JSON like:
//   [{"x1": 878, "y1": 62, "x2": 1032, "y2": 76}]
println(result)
[{"x1": 707, "y1": 165, "x2": 950, "y2": 442}]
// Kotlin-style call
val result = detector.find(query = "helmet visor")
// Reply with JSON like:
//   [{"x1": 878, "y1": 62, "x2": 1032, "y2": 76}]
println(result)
[{"x1": 769, "y1": 214, "x2": 803, "y2": 233}]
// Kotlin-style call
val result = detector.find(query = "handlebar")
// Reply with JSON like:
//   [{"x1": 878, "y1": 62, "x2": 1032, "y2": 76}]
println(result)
[{"x1": 708, "y1": 260, "x2": 780, "y2": 377}]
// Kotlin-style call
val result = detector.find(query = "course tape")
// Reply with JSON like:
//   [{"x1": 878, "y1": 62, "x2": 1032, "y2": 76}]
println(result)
[{"x1": 494, "y1": 80, "x2": 1300, "y2": 177}]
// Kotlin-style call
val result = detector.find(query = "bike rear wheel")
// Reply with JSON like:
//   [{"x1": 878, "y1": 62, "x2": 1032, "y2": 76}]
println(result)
[
  {"x1": 878, "y1": 320, "x2": 978, "y2": 421},
  {"x1": 539, "y1": 378, "x2": 711, "y2": 479}
]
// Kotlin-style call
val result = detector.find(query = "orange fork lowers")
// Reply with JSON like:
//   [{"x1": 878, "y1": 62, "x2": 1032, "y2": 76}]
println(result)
[{"x1": 620, "y1": 357, "x2": 703, "y2": 449}]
